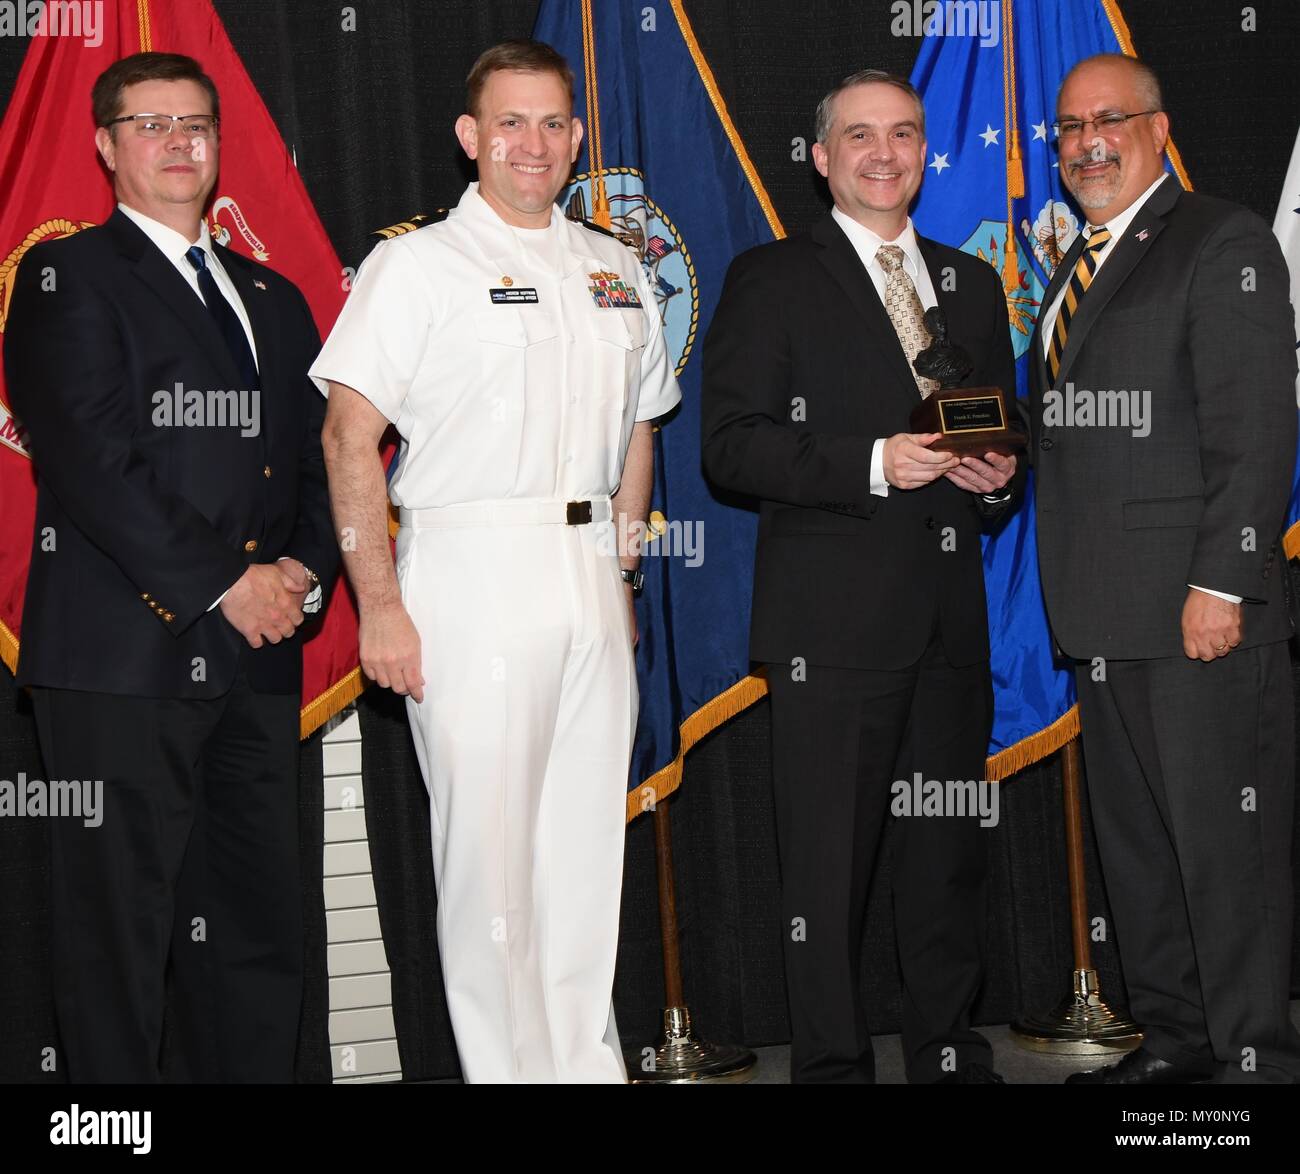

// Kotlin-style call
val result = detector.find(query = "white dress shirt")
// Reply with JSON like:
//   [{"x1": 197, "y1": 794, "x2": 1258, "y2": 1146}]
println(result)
[
  {"x1": 118, "y1": 202, "x2": 258, "y2": 366},
  {"x1": 831, "y1": 206, "x2": 937, "y2": 498},
  {"x1": 1039, "y1": 173, "x2": 1168, "y2": 358},
  {"x1": 1039, "y1": 175, "x2": 1238, "y2": 605}
]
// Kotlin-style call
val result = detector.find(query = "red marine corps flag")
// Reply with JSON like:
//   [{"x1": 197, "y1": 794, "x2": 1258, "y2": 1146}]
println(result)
[{"x1": 0, "y1": 0, "x2": 365, "y2": 736}]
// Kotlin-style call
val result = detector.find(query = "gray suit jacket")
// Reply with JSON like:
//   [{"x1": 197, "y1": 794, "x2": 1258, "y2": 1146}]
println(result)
[{"x1": 1029, "y1": 174, "x2": 1297, "y2": 660}]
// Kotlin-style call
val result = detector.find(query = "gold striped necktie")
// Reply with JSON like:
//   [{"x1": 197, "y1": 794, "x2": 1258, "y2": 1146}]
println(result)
[
  {"x1": 877, "y1": 244, "x2": 940, "y2": 398},
  {"x1": 1046, "y1": 226, "x2": 1111, "y2": 381}
]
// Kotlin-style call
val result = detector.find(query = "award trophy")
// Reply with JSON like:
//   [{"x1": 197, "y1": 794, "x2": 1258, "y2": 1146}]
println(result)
[{"x1": 908, "y1": 307, "x2": 1025, "y2": 455}]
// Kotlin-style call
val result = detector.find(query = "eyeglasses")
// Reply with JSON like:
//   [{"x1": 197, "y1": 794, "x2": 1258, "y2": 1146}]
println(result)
[
  {"x1": 105, "y1": 114, "x2": 219, "y2": 139},
  {"x1": 1052, "y1": 111, "x2": 1159, "y2": 140}
]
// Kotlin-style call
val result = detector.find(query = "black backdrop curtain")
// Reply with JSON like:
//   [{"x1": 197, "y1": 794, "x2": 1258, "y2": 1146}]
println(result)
[{"x1": 1, "y1": 1, "x2": 1298, "y2": 1082}]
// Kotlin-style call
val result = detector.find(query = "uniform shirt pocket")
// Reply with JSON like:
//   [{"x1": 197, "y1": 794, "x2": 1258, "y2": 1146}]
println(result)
[{"x1": 588, "y1": 311, "x2": 640, "y2": 414}]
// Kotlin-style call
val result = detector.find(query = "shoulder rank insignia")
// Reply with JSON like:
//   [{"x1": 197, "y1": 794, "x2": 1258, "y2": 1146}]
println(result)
[
  {"x1": 370, "y1": 208, "x2": 450, "y2": 240},
  {"x1": 577, "y1": 217, "x2": 639, "y2": 253}
]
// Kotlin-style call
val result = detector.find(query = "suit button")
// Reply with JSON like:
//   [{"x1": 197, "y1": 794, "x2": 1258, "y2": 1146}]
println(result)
[
  {"x1": 263, "y1": 465, "x2": 272, "y2": 478},
  {"x1": 141, "y1": 593, "x2": 151, "y2": 601},
  {"x1": 924, "y1": 516, "x2": 936, "y2": 529},
  {"x1": 163, "y1": 612, "x2": 175, "y2": 623},
  {"x1": 244, "y1": 539, "x2": 259, "y2": 553},
  {"x1": 1039, "y1": 436, "x2": 1055, "y2": 451}
]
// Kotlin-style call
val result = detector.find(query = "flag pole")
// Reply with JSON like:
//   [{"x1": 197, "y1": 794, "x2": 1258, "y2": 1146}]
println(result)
[
  {"x1": 625, "y1": 794, "x2": 756, "y2": 1083},
  {"x1": 1010, "y1": 736, "x2": 1141, "y2": 1053}
]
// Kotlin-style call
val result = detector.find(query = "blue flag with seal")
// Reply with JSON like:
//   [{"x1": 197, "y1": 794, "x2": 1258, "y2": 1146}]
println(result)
[
  {"x1": 532, "y1": 0, "x2": 783, "y2": 818},
  {"x1": 908, "y1": 0, "x2": 1192, "y2": 777}
]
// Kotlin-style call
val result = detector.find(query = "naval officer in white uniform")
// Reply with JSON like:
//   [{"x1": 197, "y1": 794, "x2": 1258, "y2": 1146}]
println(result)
[{"x1": 312, "y1": 39, "x2": 680, "y2": 1083}]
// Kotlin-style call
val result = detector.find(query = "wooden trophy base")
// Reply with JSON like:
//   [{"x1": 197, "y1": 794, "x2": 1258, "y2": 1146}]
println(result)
[{"x1": 909, "y1": 385, "x2": 1025, "y2": 456}]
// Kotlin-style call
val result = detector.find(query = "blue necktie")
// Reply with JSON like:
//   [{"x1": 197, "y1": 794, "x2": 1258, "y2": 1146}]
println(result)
[{"x1": 185, "y1": 245, "x2": 259, "y2": 390}]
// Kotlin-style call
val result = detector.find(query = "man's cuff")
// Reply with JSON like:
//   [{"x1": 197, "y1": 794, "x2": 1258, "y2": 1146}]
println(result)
[
  {"x1": 869, "y1": 438, "x2": 890, "y2": 497},
  {"x1": 1188, "y1": 583, "x2": 1244, "y2": 605},
  {"x1": 207, "y1": 587, "x2": 233, "y2": 612}
]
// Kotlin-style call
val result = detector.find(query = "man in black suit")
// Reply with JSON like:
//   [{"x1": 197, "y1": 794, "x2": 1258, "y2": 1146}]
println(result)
[
  {"x1": 1030, "y1": 54, "x2": 1300, "y2": 1085},
  {"x1": 4, "y1": 52, "x2": 336, "y2": 1082},
  {"x1": 702, "y1": 71, "x2": 1018, "y2": 1083}
]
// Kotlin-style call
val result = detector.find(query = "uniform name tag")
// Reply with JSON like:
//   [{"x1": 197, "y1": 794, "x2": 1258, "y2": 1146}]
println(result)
[{"x1": 490, "y1": 287, "x2": 540, "y2": 304}]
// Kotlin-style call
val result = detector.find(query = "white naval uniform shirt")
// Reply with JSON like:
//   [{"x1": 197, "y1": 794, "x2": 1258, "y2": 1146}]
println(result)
[{"x1": 309, "y1": 182, "x2": 680, "y2": 508}]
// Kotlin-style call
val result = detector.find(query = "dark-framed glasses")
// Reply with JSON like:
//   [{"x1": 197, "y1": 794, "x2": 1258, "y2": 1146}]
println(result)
[
  {"x1": 105, "y1": 114, "x2": 219, "y2": 139},
  {"x1": 1052, "y1": 111, "x2": 1159, "y2": 140}
]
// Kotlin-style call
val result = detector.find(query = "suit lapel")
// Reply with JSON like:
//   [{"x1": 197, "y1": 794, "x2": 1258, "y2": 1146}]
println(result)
[
  {"x1": 218, "y1": 246, "x2": 276, "y2": 448},
  {"x1": 811, "y1": 214, "x2": 918, "y2": 407},
  {"x1": 108, "y1": 210, "x2": 245, "y2": 393},
  {"x1": 1053, "y1": 174, "x2": 1180, "y2": 382}
]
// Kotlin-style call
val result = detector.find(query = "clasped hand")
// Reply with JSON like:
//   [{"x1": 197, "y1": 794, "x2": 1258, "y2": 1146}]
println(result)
[
  {"x1": 883, "y1": 432, "x2": 1016, "y2": 493},
  {"x1": 219, "y1": 560, "x2": 309, "y2": 648}
]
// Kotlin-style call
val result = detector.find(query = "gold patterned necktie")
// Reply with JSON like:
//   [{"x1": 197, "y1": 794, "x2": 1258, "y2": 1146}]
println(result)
[
  {"x1": 876, "y1": 244, "x2": 939, "y2": 398},
  {"x1": 1046, "y1": 225, "x2": 1111, "y2": 380}
]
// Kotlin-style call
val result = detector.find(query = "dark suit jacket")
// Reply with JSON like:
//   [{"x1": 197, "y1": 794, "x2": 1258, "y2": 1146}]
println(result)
[
  {"x1": 702, "y1": 212, "x2": 1018, "y2": 671},
  {"x1": 5, "y1": 207, "x2": 338, "y2": 697},
  {"x1": 1028, "y1": 175, "x2": 1297, "y2": 660}
]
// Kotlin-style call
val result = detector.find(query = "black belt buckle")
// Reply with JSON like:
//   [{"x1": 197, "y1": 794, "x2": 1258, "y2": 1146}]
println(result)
[{"x1": 565, "y1": 500, "x2": 593, "y2": 525}]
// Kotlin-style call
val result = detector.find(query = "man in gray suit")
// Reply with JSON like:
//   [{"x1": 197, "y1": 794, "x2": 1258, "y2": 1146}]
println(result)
[{"x1": 1031, "y1": 53, "x2": 1300, "y2": 1084}]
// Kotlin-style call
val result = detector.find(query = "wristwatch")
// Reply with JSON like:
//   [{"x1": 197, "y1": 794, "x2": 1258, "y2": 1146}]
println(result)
[{"x1": 620, "y1": 567, "x2": 644, "y2": 592}]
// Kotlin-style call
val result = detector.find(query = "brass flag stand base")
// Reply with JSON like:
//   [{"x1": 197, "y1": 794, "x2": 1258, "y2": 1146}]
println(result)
[
  {"x1": 1012, "y1": 967, "x2": 1142, "y2": 1054},
  {"x1": 632, "y1": 1006, "x2": 756, "y2": 1083},
  {"x1": 1010, "y1": 737, "x2": 1142, "y2": 1056},
  {"x1": 626, "y1": 799, "x2": 757, "y2": 1084}
]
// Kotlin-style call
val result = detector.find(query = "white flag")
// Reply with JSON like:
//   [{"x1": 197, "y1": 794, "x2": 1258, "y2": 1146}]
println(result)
[{"x1": 1274, "y1": 126, "x2": 1300, "y2": 402}]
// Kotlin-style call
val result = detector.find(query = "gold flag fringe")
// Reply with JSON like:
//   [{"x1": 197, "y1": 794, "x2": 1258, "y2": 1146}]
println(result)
[
  {"x1": 621, "y1": 675, "x2": 1083, "y2": 822},
  {"x1": 1284, "y1": 520, "x2": 1300, "y2": 561},
  {"x1": 0, "y1": 617, "x2": 17, "y2": 677},
  {"x1": 625, "y1": 670, "x2": 770, "y2": 823},
  {"x1": 984, "y1": 703, "x2": 1080, "y2": 783},
  {"x1": 300, "y1": 665, "x2": 368, "y2": 740}
]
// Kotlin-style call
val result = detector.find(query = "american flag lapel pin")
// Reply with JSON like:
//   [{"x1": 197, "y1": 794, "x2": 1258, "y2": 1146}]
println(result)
[
  {"x1": 253, "y1": 278, "x2": 267, "y2": 290},
  {"x1": 1135, "y1": 229, "x2": 1149, "y2": 242}
]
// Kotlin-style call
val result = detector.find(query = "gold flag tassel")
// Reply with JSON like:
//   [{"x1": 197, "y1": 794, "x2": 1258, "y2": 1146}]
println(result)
[
  {"x1": 1002, "y1": 0, "x2": 1024, "y2": 200},
  {"x1": 579, "y1": 0, "x2": 611, "y2": 227}
]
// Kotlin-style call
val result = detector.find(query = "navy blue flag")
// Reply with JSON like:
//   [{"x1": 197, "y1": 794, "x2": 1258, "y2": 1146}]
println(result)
[
  {"x1": 532, "y1": 0, "x2": 782, "y2": 818},
  {"x1": 908, "y1": 0, "x2": 1191, "y2": 777}
]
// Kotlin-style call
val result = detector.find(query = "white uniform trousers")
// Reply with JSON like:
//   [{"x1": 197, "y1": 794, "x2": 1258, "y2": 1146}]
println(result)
[{"x1": 396, "y1": 501, "x2": 636, "y2": 1083}]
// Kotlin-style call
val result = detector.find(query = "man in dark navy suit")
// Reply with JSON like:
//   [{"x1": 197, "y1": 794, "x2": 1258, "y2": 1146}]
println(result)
[{"x1": 4, "y1": 52, "x2": 336, "y2": 1082}]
